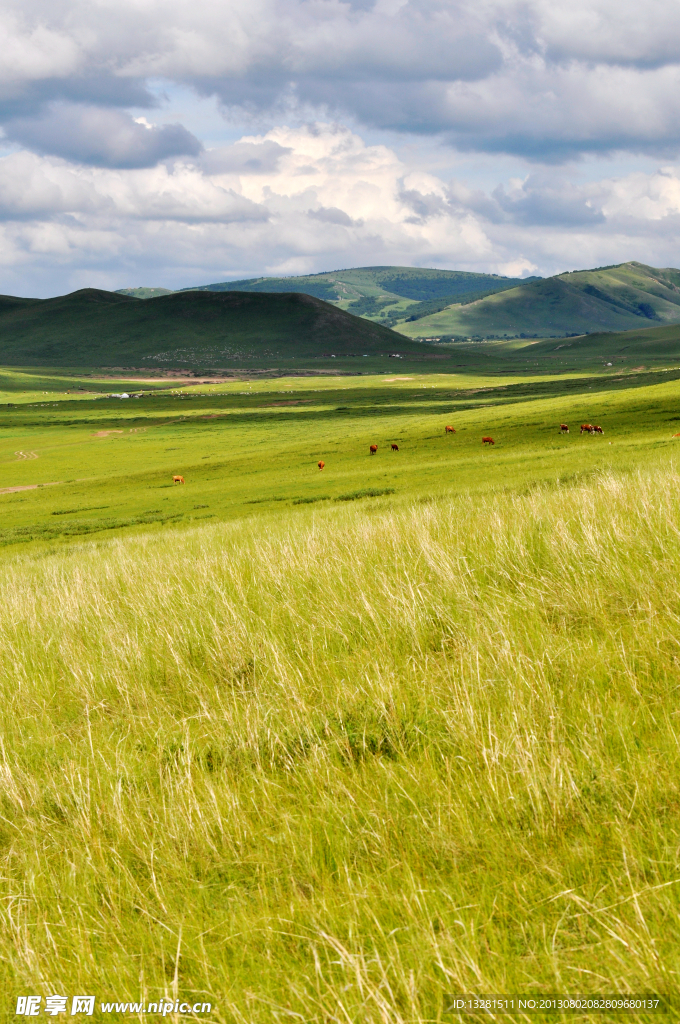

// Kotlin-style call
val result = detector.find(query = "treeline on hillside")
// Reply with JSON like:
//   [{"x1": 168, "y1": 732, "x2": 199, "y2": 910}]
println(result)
[{"x1": 373, "y1": 271, "x2": 538, "y2": 301}]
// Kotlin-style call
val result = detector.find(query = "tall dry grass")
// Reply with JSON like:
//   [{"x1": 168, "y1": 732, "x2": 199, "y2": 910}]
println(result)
[{"x1": 0, "y1": 470, "x2": 679, "y2": 1021}]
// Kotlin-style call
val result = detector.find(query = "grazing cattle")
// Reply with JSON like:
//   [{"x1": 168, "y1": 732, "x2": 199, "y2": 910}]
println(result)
[
  {"x1": 369, "y1": 444, "x2": 378, "y2": 455},
  {"x1": 318, "y1": 461, "x2": 325, "y2": 470},
  {"x1": 445, "y1": 426, "x2": 456, "y2": 434},
  {"x1": 580, "y1": 424, "x2": 594, "y2": 434},
  {"x1": 673, "y1": 433, "x2": 680, "y2": 438},
  {"x1": 592, "y1": 425, "x2": 604, "y2": 434},
  {"x1": 560, "y1": 424, "x2": 569, "y2": 433},
  {"x1": 172, "y1": 475, "x2": 184, "y2": 484},
  {"x1": 482, "y1": 436, "x2": 494, "y2": 445},
  {"x1": 391, "y1": 444, "x2": 399, "y2": 451}
]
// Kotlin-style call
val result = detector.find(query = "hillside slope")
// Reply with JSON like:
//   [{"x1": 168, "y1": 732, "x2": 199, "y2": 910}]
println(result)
[
  {"x1": 115, "y1": 287, "x2": 174, "y2": 299},
  {"x1": 513, "y1": 320, "x2": 680, "y2": 368},
  {"x1": 183, "y1": 266, "x2": 536, "y2": 322},
  {"x1": 0, "y1": 288, "x2": 418, "y2": 368},
  {"x1": 395, "y1": 262, "x2": 680, "y2": 339}
]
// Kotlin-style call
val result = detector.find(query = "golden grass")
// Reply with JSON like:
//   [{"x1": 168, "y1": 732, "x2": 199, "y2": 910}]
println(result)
[{"x1": 0, "y1": 470, "x2": 679, "y2": 1021}]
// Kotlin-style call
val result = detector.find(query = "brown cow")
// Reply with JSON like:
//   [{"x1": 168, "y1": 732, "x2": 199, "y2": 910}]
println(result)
[
  {"x1": 172, "y1": 475, "x2": 184, "y2": 484},
  {"x1": 482, "y1": 436, "x2": 494, "y2": 445},
  {"x1": 318, "y1": 461, "x2": 325, "y2": 470},
  {"x1": 560, "y1": 423, "x2": 569, "y2": 433},
  {"x1": 391, "y1": 444, "x2": 399, "y2": 451},
  {"x1": 592, "y1": 425, "x2": 604, "y2": 434},
  {"x1": 445, "y1": 425, "x2": 456, "y2": 434},
  {"x1": 580, "y1": 424, "x2": 594, "y2": 434},
  {"x1": 369, "y1": 444, "x2": 378, "y2": 455}
]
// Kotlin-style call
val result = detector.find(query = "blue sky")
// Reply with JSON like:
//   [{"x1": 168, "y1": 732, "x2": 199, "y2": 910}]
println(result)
[{"x1": 1, "y1": 0, "x2": 680, "y2": 296}]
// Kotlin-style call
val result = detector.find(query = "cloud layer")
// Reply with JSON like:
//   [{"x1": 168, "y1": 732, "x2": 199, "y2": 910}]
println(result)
[
  {"x1": 1, "y1": 0, "x2": 680, "y2": 292},
  {"x1": 3, "y1": 0, "x2": 680, "y2": 161},
  {"x1": 2, "y1": 123, "x2": 680, "y2": 296},
  {"x1": 4, "y1": 105, "x2": 202, "y2": 167}
]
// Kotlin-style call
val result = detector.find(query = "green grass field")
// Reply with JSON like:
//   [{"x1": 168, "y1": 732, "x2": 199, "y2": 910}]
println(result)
[
  {"x1": 1, "y1": 358, "x2": 680, "y2": 1021},
  {"x1": 2, "y1": 362, "x2": 680, "y2": 552}
]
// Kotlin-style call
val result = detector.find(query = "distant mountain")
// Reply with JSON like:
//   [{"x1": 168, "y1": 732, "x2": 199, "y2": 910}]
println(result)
[
  {"x1": 115, "y1": 287, "x2": 174, "y2": 299},
  {"x1": 181, "y1": 266, "x2": 538, "y2": 321},
  {"x1": 114, "y1": 263, "x2": 680, "y2": 340},
  {"x1": 34, "y1": 263, "x2": 680, "y2": 370},
  {"x1": 394, "y1": 262, "x2": 680, "y2": 339},
  {"x1": 0, "y1": 287, "x2": 422, "y2": 368}
]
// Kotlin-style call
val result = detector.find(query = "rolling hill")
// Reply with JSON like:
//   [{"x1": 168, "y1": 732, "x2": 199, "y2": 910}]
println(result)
[
  {"x1": 0, "y1": 287, "x2": 423, "y2": 368},
  {"x1": 395, "y1": 262, "x2": 680, "y2": 339},
  {"x1": 119, "y1": 262, "x2": 680, "y2": 341},
  {"x1": 176, "y1": 266, "x2": 538, "y2": 322},
  {"x1": 505, "y1": 320, "x2": 680, "y2": 369}
]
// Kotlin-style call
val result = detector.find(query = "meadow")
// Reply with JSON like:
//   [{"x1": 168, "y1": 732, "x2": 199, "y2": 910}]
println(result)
[
  {"x1": 2, "y1": 362, "x2": 680, "y2": 552},
  {"x1": 1, "y1": 361, "x2": 680, "y2": 1021}
]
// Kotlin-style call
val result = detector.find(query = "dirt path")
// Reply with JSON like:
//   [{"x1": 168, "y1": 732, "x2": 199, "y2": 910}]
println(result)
[
  {"x1": 0, "y1": 481, "x2": 61, "y2": 495},
  {"x1": 97, "y1": 375, "x2": 239, "y2": 384}
]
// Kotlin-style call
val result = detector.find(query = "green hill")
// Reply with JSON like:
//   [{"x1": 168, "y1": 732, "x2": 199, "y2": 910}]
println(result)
[
  {"x1": 510, "y1": 320, "x2": 680, "y2": 369},
  {"x1": 120, "y1": 262, "x2": 680, "y2": 340},
  {"x1": 115, "y1": 287, "x2": 174, "y2": 299},
  {"x1": 184, "y1": 266, "x2": 537, "y2": 322},
  {"x1": 0, "y1": 287, "x2": 421, "y2": 368},
  {"x1": 395, "y1": 262, "x2": 680, "y2": 339}
]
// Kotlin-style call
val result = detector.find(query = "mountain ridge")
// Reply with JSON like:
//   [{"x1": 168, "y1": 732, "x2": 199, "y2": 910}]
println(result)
[
  {"x1": 394, "y1": 261, "x2": 680, "y2": 339},
  {"x1": 116, "y1": 261, "x2": 680, "y2": 339},
  {"x1": 117, "y1": 266, "x2": 538, "y2": 321}
]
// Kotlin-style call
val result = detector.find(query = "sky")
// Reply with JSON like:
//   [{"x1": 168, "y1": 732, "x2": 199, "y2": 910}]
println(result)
[{"x1": 2, "y1": 0, "x2": 680, "y2": 296}]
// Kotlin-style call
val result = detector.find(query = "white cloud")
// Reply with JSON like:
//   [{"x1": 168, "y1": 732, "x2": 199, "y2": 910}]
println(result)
[
  {"x1": 1, "y1": 0, "x2": 680, "y2": 291},
  {"x1": 1, "y1": 123, "x2": 680, "y2": 296}
]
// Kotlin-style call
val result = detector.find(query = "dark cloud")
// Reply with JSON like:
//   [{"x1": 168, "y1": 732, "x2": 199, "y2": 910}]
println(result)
[
  {"x1": 5, "y1": 0, "x2": 680, "y2": 162},
  {"x1": 201, "y1": 141, "x2": 290, "y2": 175},
  {"x1": 396, "y1": 169, "x2": 605, "y2": 233},
  {"x1": 4, "y1": 105, "x2": 202, "y2": 168},
  {"x1": 398, "y1": 188, "x2": 451, "y2": 223},
  {"x1": 0, "y1": 72, "x2": 158, "y2": 125},
  {"x1": 491, "y1": 177, "x2": 606, "y2": 226},
  {"x1": 307, "y1": 206, "x2": 355, "y2": 226}
]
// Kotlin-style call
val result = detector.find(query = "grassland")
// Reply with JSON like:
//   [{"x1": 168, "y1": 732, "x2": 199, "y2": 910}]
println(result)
[
  {"x1": 1, "y1": 358, "x2": 680, "y2": 1021},
  {"x1": 4, "y1": 360, "x2": 680, "y2": 552}
]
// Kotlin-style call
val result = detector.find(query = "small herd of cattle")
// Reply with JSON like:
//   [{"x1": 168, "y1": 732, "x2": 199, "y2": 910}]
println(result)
[
  {"x1": 315, "y1": 422, "x2": 605, "y2": 468},
  {"x1": 564, "y1": 423, "x2": 604, "y2": 434},
  {"x1": 175, "y1": 423, "x2": 606, "y2": 481}
]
